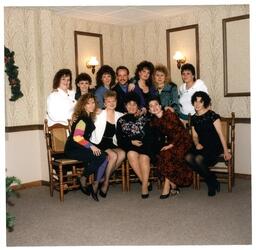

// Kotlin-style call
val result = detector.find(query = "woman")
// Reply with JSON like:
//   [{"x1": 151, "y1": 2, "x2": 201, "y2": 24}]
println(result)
[
  {"x1": 74, "y1": 72, "x2": 93, "y2": 100},
  {"x1": 64, "y1": 93, "x2": 108, "y2": 202},
  {"x1": 153, "y1": 64, "x2": 180, "y2": 115},
  {"x1": 129, "y1": 60, "x2": 157, "y2": 114},
  {"x1": 116, "y1": 92, "x2": 154, "y2": 199},
  {"x1": 178, "y1": 63, "x2": 208, "y2": 123},
  {"x1": 95, "y1": 65, "x2": 116, "y2": 109},
  {"x1": 185, "y1": 91, "x2": 231, "y2": 197},
  {"x1": 90, "y1": 90, "x2": 125, "y2": 197},
  {"x1": 46, "y1": 69, "x2": 76, "y2": 126},
  {"x1": 148, "y1": 97, "x2": 193, "y2": 199}
]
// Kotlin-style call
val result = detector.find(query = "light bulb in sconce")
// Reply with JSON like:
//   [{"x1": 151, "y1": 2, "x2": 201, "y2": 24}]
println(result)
[
  {"x1": 86, "y1": 56, "x2": 99, "y2": 74},
  {"x1": 173, "y1": 51, "x2": 186, "y2": 69}
]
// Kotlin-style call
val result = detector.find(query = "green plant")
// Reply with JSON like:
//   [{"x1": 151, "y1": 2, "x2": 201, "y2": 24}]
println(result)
[{"x1": 6, "y1": 176, "x2": 21, "y2": 231}]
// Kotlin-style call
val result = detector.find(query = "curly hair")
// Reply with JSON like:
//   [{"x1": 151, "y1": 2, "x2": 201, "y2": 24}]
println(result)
[
  {"x1": 134, "y1": 60, "x2": 155, "y2": 86},
  {"x1": 96, "y1": 65, "x2": 116, "y2": 88},
  {"x1": 153, "y1": 64, "x2": 171, "y2": 84},
  {"x1": 52, "y1": 69, "x2": 72, "y2": 90},
  {"x1": 72, "y1": 93, "x2": 98, "y2": 123},
  {"x1": 75, "y1": 73, "x2": 92, "y2": 85},
  {"x1": 191, "y1": 91, "x2": 211, "y2": 108}
]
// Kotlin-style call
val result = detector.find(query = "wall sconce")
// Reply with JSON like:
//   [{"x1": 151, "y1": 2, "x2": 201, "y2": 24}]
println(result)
[
  {"x1": 173, "y1": 51, "x2": 186, "y2": 69},
  {"x1": 86, "y1": 56, "x2": 99, "y2": 74}
]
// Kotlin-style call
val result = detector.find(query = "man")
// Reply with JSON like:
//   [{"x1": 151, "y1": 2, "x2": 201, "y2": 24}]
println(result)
[{"x1": 112, "y1": 66, "x2": 130, "y2": 113}]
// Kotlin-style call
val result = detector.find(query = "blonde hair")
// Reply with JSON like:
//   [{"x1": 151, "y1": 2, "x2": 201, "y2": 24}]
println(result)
[
  {"x1": 103, "y1": 90, "x2": 117, "y2": 102},
  {"x1": 72, "y1": 93, "x2": 98, "y2": 123},
  {"x1": 153, "y1": 64, "x2": 172, "y2": 84}
]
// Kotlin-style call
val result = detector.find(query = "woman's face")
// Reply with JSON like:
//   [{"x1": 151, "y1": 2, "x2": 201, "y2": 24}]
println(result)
[
  {"x1": 84, "y1": 98, "x2": 96, "y2": 113},
  {"x1": 102, "y1": 73, "x2": 112, "y2": 87},
  {"x1": 154, "y1": 71, "x2": 166, "y2": 89},
  {"x1": 78, "y1": 80, "x2": 90, "y2": 93},
  {"x1": 104, "y1": 96, "x2": 117, "y2": 110},
  {"x1": 193, "y1": 97, "x2": 205, "y2": 112},
  {"x1": 181, "y1": 70, "x2": 194, "y2": 84},
  {"x1": 126, "y1": 101, "x2": 139, "y2": 114},
  {"x1": 59, "y1": 75, "x2": 71, "y2": 91},
  {"x1": 138, "y1": 68, "x2": 150, "y2": 81},
  {"x1": 149, "y1": 100, "x2": 162, "y2": 115}
]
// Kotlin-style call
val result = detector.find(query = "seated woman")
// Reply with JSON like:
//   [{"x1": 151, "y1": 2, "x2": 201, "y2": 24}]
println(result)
[
  {"x1": 90, "y1": 90, "x2": 126, "y2": 198},
  {"x1": 64, "y1": 93, "x2": 108, "y2": 202},
  {"x1": 46, "y1": 68, "x2": 76, "y2": 126},
  {"x1": 129, "y1": 60, "x2": 157, "y2": 114},
  {"x1": 148, "y1": 97, "x2": 193, "y2": 199},
  {"x1": 95, "y1": 65, "x2": 116, "y2": 109},
  {"x1": 116, "y1": 92, "x2": 155, "y2": 199},
  {"x1": 153, "y1": 64, "x2": 180, "y2": 115},
  {"x1": 185, "y1": 91, "x2": 231, "y2": 197},
  {"x1": 74, "y1": 72, "x2": 94, "y2": 100}
]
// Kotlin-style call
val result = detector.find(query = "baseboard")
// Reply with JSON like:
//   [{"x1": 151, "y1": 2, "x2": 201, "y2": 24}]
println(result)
[
  {"x1": 235, "y1": 173, "x2": 251, "y2": 180},
  {"x1": 10, "y1": 180, "x2": 49, "y2": 191}
]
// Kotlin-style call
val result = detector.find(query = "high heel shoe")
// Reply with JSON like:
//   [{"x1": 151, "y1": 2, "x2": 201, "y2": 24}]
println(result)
[
  {"x1": 78, "y1": 177, "x2": 90, "y2": 196},
  {"x1": 160, "y1": 192, "x2": 170, "y2": 199},
  {"x1": 87, "y1": 184, "x2": 99, "y2": 202},
  {"x1": 141, "y1": 193, "x2": 149, "y2": 199},
  {"x1": 99, "y1": 189, "x2": 107, "y2": 198}
]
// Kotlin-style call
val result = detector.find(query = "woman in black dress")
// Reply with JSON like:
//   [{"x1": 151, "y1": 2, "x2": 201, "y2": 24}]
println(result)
[
  {"x1": 116, "y1": 92, "x2": 155, "y2": 198},
  {"x1": 64, "y1": 93, "x2": 108, "y2": 201},
  {"x1": 185, "y1": 91, "x2": 231, "y2": 196}
]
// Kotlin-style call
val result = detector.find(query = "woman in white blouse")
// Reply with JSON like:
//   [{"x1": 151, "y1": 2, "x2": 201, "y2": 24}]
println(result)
[
  {"x1": 178, "y1": 63, "x2": 208, "y2": 124},
  {"x1": 46, "y1": 69, "x2": 76, "y2": 126}
]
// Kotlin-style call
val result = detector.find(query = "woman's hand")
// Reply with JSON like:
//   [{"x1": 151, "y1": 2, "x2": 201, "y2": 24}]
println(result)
[
  {"x1": 131, "y1": 140, "x2": 143, "y2": 147},
  {"x1": 195, "y1": 143, "x2": 204, "y2": 150},
  {"x1": 224, "y1": 151, "x2": 232, "y2": 161},
  {"x1": 90, "y1": 145, "x2": 102, "y2": 156},
  {"x1": 160, "y1": 144, "x2": 174, "y2": 151},
  {"x1": 128, "y1": 83, "x2": 136, "y2": 92}
]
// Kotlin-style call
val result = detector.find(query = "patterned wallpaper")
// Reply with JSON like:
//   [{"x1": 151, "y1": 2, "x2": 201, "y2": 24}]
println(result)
[{"x1": 4, "y1": 5, "x2": 250, "y2": 126}]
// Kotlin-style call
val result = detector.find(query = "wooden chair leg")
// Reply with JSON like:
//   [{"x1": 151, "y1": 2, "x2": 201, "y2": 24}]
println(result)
[
  {"x1": 192, "y1": 171, "x2": 197, "y2": 189},
  {"x1": 59, "y1": 164, "x2": 64, "y2": 202},
  {"x1": 196, "y1": 173, "x2": 200, "y2": 190},
  {"x1": 126, "y1": 161, "x2": 130, "y2": 192},
  {"x1": 121, "y1": 162, "x2": 126, "y2": 192}
]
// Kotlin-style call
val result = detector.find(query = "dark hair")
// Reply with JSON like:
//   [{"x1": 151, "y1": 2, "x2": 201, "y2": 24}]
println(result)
[
  {"x1": 181, "y1": 63, "x2": 196, "y2": 81},
  {"x1": 134, "y1": 60, "x2": 154, "y2": 85},
  {"x1": 116, "y1": 65, "x2": 129, "y2": 75},
  {"x1": 75, "y1": 73, "x2": 92, "y2": 85},
  {"x1": 53, "y1": 69, "x2": 72, "y2": 90},
  {"x1": 96, "y1": 65, "x2": 116, "y2": 88},
  {"x1": 147, "y1": 95, "x2": 161, "y2": 106},
  {"x1": 191, "y1": 91, "x2": 211, "y2": 108},
  {"x1": 124, "y1": 92, "x2": 141, "y2": 106}
]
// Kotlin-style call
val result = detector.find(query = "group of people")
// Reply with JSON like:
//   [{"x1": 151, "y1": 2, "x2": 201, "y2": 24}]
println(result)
[{"x1": 46, "y1": 61, "x2": 231, "y2": 201}]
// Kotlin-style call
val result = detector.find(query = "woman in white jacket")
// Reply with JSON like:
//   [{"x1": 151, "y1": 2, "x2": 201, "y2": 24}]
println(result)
[
  {"x1": 90, "y1": 90, "x2": 125, "y2": 197},
  {"x1": 46, "y1": 69, "x2": 76, "y2": 126}
]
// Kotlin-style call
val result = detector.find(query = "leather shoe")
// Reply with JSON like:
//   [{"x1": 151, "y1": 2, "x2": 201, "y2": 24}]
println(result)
[
  {"x1": 87, "y1": 184, "x2": 99, "y2": 202},
  {"x1": 141, "y1": 193, "x2": 149, "y2": 199},
  {"x1": 208, "y1": 188, "x2": 216, "y2": 197},
  {"x1": 160, "y1": 192, "x2": 170, "y2": 199},
  {"x1": 99, "y1": 189, "x2": 107, "y2": 198},
  {"x1": 80, "y1": 185, "x2": 90, "y2": 196}
]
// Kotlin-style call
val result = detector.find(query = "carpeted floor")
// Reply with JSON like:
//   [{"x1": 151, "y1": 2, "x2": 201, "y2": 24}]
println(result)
[{"x1": 6, "y1": 178, "x2": 251, "y2": 246}]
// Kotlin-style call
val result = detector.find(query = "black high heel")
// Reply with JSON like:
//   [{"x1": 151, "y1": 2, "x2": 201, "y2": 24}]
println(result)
[
  {"x1": 141, "y1": 193, "x2": 149, "y2": 199},
  {"x1": 99, "y1": 189, "x2": 107, "y2": 198},
  {"x1": 160, "y1": 192, "x2": 170, "y2": 199},
  {"x1": 87, "y1": 184, "x2": 99, "y2": 202},
  {"x1": 78, "y1": 177, "x2": 90, "y2": 196}
]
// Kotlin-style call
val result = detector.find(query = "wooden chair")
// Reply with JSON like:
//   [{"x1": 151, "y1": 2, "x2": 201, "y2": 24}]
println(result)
[
  {"x1": 194, "y1": 112, "x2": 235, "y2": 192},
  {"x1": 126, "y1": 160, "x2": 160, "y2": 191},
  {"x1": 109, "y1": 160, "x2": 127, "y2": 192},
  {"x1": 44, "y1": 119, "x2": 84, "y2": 201}
]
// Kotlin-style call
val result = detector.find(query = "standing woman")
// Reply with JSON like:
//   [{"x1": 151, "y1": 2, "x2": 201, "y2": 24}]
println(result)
[
  {"x1": 148, "y1": 97, "x2": 193, "y2": 199},
  {"x1": 129, "y1": 60, "x2": 157, "y2": 114},
  {"x1": 64, "y1": 93, "x2": 108, "y2": 202},
  {"x1": 185, "y1": 91, "x2": 231, "y2": 196},
  {"x1": 90, "y1": 90, "x2": 125, "y2": 197},
  {"x1": 178, "y1": 63, "x2": 208, "y2": 123},
  {"x1": 46, "y1": 69, "x2": 76, "y2": 126},
  {"x1": 95, "y1": 65, "x2": 116, "y2": 109},
  {"x1": 153, "y1": 64, "x2": 180, "y2": 115},
  {"x1": 74, "y1": 72, "x2": 94, "y2": 100},
  {"x1": 116, "y1": 93, "x2": 155, "y2": 199}
]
